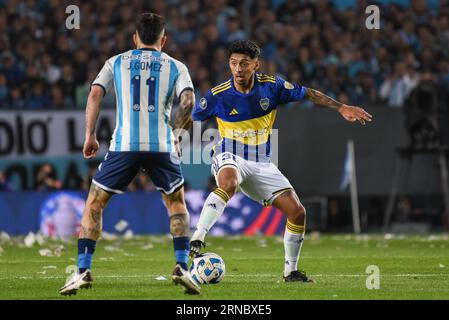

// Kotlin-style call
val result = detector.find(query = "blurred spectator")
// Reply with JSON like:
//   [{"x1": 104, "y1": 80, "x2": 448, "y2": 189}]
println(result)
[
  {"x1": 35, "y1": 163, "x2": 62, "y2": 191},
  {"x1": 0, "y1": 0, "x2": 447, "y2": 111},
  {"x1": 0, "y1": 170, "x2": 12, "y2": 191},
  {"x1": 404, "y1": 71, "x2": 441, "y2": 149},
  {"x1": 0, "y1": 72, "x2": 8, "y2": 107}
]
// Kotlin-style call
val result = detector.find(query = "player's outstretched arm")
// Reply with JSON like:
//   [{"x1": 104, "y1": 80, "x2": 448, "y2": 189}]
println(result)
[
  {"x1": 304, "y1": 88, "x2": 373, "y2": 125},
  {"x1": 83, "y1": 85, "x2": 104, "y2": 159},
  {"x1": 173, "y1": 90, "x2": 195, "y2": 131}
]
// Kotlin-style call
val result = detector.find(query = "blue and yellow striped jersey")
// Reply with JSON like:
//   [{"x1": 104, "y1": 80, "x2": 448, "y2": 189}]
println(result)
[{"x1": 192, "y1": 73, "x2": 307, "y2": 162}]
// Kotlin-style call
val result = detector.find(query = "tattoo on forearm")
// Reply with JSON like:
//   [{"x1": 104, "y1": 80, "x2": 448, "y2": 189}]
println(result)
[
  {"x1": 174, "y1": 92, "x2": 194, "y2": 130},
  {"x1": 305, "y1": 88, "x2": 343, "y2": 110}
]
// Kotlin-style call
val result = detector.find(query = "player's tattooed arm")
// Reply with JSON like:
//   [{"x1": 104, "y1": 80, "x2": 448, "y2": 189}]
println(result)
[
  {"x1": 304, "y1": 88, "x2": 343, "y2": 111},
  {"x1": 304, "y1": 88, "x2": 373, "y2": 125},
  {"x1": 173, "y1": 89, "x2": 195, "y2": 131}
]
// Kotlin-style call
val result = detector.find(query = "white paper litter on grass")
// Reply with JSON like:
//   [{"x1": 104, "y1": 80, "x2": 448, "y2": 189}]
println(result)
[
  {"x1": 123, "y1": 229, "x2": 134, "y2": 240},
  {"x1": 24, "y1": 232, "x2": 36, "y2": 247},
  {"x1": 439, "y1": 264, "x2": 445, "y2": 268},
  {"x1": 53, "y1": 245, "x2": 64, "y2": 257},
  {"x1": 99, "y1": 257, "x2": 115, "y2": 261},
  {"x1": 384, "y1": 233, "x2": 394, "y2": 240},
  {"x1": 0, "y1": 232, "x2": 11, "y2": 242},
  {"x1": 256, "y1": 239, "x2": 267, "y2": 248},
  {"x1": 42, "y1": 266, "x2": 57, "y2": 269},
  {"x1": 104, "y1": 246, "x2": 121, "y2": 252},
  {"x1": 37, "y1": 270, "x2": 46, "y2": 275},
  {"x1": 115, "y1": 220, "x2": 129, "y2": 232},
  {"x1": 123, "y1": 252, "x2": 135, "y2": 257},
  {"x1": 155, "y1": 276, "x2": 167, "y2": 281},
  {"x1": 101, "y1": 231, "x2": 118, "y2": 241},
  {"x1": 39, "y1": 249, "x2": 53, "y2": 257},
  {"x1": 35, "y1": 233, "x2": 45, "y2": 245}
]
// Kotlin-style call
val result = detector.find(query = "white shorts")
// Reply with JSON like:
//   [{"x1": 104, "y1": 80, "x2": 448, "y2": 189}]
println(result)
[{"x1": 211, "y1": 152, "x2": 293, "y2": 206}]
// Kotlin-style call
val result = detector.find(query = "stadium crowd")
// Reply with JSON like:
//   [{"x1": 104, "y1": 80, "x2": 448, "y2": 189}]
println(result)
[{"x1": 0, "y1": 0, "x2": 448, "y2": 110}]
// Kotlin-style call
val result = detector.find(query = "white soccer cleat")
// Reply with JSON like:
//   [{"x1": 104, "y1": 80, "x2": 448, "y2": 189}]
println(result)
[
  {"x1": 59, "y1": 269, "x2": 93, "y2": 296},
  {"x1": 172, "y1": 264, "x2": 201, "y2": 295}
]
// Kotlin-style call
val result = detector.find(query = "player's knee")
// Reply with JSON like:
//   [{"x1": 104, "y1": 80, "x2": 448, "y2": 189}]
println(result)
[
  {"x1": 220, "y1": 178, "x2": 238, "y2": 197},
  {"x1": 290, "y1": 204, "x2": 306, "y2": 225},
  {"x1": 162, "y1": 189, "x2": 187, "y2": 213}
]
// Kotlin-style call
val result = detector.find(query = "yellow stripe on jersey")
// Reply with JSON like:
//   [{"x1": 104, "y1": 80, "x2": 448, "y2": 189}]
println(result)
[
  {"x1": 256, "y1": 74, "x2": 275, "y2": 80},
  {"x1": 211, "y1": 80, "x2": 231, "y2": 93},
  {"x1": 286, "y1": 220, "x2": 305, "y2": 234},
  {"x1": 216, "y1": 110, "x2": 277, "y2": 145},
  {"x1": 212, "y1": 85, "x2": 231, "y2": 95},
  {"x1": 258, "y1": 79, "x2": 276, "y2": 83},
  {"x1": 256, "y1": 74, "x2": 276, "y2": 83}
]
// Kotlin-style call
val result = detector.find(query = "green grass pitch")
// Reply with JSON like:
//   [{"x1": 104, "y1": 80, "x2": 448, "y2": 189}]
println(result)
[{"x1": 0, "y1": 234, "x2": 448, "y2": 300}]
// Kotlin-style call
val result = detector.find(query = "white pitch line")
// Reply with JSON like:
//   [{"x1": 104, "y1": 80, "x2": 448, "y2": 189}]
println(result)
[
  {"x1": 1, "y1": 256, "x2": 448, "y2": 264},
  {"x1": 1, "y1": 273, "x2": 448, "y2": 281}
]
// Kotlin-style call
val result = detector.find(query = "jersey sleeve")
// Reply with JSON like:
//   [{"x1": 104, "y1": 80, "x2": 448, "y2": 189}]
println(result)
[
  {"x1": 275, "y1": 76, "x2": 307, "y2": 105},
  {"x1": 192, "y1": 90, "x2": 217, "y2": 121},
  {"x1": 92, "y1": 57, "x2": 114, "y2": 96},
  {"x1": 175, "y1": 63, "x2": 194, "y2": 98}
]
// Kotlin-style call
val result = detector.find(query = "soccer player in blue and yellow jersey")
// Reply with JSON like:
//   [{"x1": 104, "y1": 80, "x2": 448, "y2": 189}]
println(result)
[
  {"x1": 59, "y1": 13, "x2": 200, "y2": 295},
  {"x1": 190, "y1": 40, "x2": 372, "y2": 282}
]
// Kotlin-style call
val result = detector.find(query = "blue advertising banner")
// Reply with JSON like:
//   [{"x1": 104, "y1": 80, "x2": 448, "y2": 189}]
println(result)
[{"x1": 0, "y1": 190, "x2": 289, "y2": 236}]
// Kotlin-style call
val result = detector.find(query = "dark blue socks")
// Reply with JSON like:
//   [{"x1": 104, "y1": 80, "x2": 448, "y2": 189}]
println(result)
[
  {"x1": 173, "y1": 237, "x2": 189, "y2": 270},
  {"x1": 77, "y1": 238, "x2": 96, "y2": 273}
]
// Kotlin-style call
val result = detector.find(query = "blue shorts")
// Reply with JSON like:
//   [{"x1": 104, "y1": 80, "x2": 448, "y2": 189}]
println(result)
[{"x1": 92, "y1": 151, "x2": 184, "y2": 195}]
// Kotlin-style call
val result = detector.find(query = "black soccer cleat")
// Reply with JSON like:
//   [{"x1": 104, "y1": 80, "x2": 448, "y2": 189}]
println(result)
[
  {"x1": 189, "y1": 240, "x2": 206, "y2": 258},
  {"x1": 283, "y1": 270, "x2": 315, "y2": 283}
]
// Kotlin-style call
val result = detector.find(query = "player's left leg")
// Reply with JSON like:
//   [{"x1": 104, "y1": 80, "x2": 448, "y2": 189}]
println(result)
[
  {"x1": 145, "y1": 152, "x2": 200, "y2": 294},
  {"x1": 161, "y1": 187, "x2": 200, "y2": 295},
  {"x1": 59, "y1": 151, "x2": 139, "y2": 295},
  {"x1": 272, "y1": 190, "x2": 314, "y2": 283},
  {"x1": 59, "y1": 183, "x2": 113, "y2": 295},
  {"x1": 239, "y1": 161, "x2": 314, "y2": 283}
]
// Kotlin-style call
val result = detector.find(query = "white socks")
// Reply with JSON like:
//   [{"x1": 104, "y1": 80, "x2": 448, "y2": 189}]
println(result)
[
  {"x1": 191, "y1": 188, "x2": 229, "y2": 242},
  {"x1": 283, "y1": 220, "x2": 305, "y2": 277}
]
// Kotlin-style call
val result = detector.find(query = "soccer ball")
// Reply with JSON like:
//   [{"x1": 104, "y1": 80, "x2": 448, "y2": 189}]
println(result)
[{"x1": 189, "y1": 252, "x2": 225, "y2": 285}]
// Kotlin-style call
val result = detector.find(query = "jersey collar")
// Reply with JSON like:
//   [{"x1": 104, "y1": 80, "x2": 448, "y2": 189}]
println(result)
[{"x1": 230, "y1": 73, "x2": 258, "y2": 96}]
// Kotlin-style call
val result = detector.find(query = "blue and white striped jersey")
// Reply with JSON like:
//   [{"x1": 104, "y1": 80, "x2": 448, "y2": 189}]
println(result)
[{"x1": 92, "y1": 48, "x2": 193, "y2": 152}]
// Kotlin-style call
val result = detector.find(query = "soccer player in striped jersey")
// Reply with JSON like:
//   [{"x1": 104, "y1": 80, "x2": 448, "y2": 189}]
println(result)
[
  {"x1": 190, "y1": 40, "x2": 372, "y2": 282},
  {"x1": 60, "y1": 13, "x2": 200, "y2": 295}
]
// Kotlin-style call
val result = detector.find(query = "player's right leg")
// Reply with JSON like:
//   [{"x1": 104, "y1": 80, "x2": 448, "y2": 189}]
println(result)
[
  {"x1": 59, "y1": 151, "x2": 139, "y2": 295},
  {"x1": 190, "y1": 153, "x2": 241, "y2": 256}
]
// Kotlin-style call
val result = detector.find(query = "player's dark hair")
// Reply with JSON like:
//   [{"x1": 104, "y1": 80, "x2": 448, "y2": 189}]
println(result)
[
  {"x1": 136, "y1": 13, "x2": 165, "y2": 45},
  {"x1": 228, "y1": 40, "x2": 261, "y2": 59}
]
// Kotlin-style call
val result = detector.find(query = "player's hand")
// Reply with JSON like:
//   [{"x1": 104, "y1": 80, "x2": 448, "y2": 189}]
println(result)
[
  {"x1": 83, "y1": 136, "x2": 99, "y2": 159},
  {"x1": 338, "y1": 105, "x2": 373, "y2": 125}
]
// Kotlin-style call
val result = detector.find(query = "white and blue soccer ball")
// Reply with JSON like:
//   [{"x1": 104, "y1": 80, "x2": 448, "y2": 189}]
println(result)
[{"x1": 189, "y1": 252, "x2": 225, "y2": 285}]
